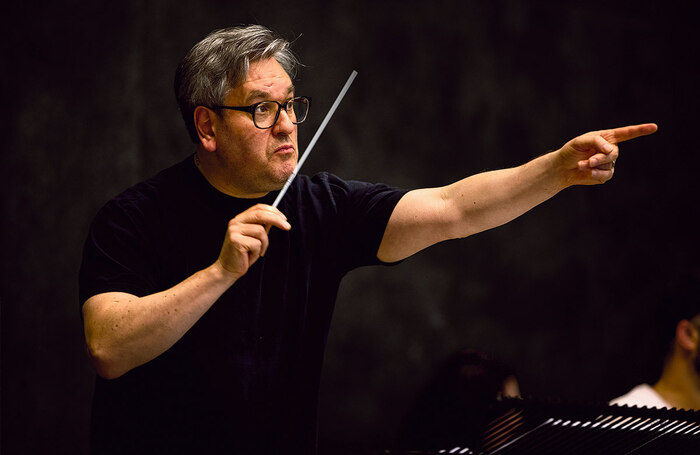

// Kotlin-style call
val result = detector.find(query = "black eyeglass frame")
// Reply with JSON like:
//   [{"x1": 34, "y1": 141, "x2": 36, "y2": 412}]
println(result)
[{"x1": 208, "y1": 96, "x2": 312, "y2": 129}]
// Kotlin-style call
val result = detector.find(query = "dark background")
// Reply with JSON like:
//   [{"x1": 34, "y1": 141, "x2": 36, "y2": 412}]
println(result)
[{"x1": 2, "y1": 0, "x2": 698, "y2": 453}]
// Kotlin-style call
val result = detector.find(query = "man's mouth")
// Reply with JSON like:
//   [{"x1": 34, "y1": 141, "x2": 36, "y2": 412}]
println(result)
[{"x1": 274, "y1": 144, "x2": 295, "y2": 154}]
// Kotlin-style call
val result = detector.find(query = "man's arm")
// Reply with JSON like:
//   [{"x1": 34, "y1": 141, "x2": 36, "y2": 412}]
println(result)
[
  {"x1": 82, "y1": 204, "x2": 291, "y2": 379},
  {"x1": 377, "y1": 123, "x2": 658, "y2": 263}
]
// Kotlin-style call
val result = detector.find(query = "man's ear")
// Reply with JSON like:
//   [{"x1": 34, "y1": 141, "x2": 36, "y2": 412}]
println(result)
[
  {"x1": 194, "y1": 106, "x2": 217, "y2": 152},
  {"x1": 676, "y1": 320, "x2": 699, "y2": 352}
]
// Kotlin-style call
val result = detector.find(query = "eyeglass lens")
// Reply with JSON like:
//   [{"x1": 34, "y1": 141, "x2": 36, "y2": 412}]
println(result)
[{"x1": 254, "y1": 98, "x2": 309, "y2": 128}]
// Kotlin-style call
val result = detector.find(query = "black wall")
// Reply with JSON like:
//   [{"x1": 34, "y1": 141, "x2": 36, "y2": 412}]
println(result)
[{"x1": 3, "y1": 1, "x2": 698, "y2": 453}]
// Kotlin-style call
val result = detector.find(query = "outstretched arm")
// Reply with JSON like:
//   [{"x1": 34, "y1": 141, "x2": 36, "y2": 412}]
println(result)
[{"x1": 377, "y1": 123, "x2": 658, "y2": 263}]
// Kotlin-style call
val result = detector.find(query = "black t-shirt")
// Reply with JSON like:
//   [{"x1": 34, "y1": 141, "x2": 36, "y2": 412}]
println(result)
[{"x1": 79, "y1": 155, "x2": 407, "y2": 454}]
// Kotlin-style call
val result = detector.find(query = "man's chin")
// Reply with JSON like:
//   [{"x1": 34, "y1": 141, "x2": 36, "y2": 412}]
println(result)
[
  {"x1": 273, "y1": 173, "x2": 293, "y2": 189},
  {"x1": 263, "y1": 171, "x2": 293, "y2": 193},
  {"x1": 274, "y1": 163, "x2": 297, "y2": 184}
]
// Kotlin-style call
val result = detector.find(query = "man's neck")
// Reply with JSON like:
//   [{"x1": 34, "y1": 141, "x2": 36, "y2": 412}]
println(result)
[
  {"x1": 653, "y1": 356, "x2": 700, "y2": 410},
  {"x1": 194, "y1": 151, "x2": 269, "y2": 199}
]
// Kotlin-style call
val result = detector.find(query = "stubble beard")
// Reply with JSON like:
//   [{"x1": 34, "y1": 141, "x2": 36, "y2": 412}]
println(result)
[{"x1": 271, "y1": 151, "x2": 297, "y2": 186}]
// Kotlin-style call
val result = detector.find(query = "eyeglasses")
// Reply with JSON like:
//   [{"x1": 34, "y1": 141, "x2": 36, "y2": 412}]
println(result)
[{"x1": 209, "y1": 96, "x2": 311, "y2": 129}]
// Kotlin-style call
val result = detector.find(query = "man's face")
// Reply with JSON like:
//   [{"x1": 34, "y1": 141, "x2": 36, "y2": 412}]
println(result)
[
  {"x1": 211, "y1": 58, "x2": 298, "y2": 197},
  {"x1": 691, "y1": 316, "x2": 700, "y2": 376}
]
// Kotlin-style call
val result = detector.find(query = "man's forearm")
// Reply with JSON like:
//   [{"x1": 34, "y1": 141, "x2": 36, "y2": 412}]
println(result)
[
  {"x1": 442, "y1": 150, "x2": 568, "y2": 239},
  {"x1": 82, "y1": 262, "x2": 237, "y2": 379}
]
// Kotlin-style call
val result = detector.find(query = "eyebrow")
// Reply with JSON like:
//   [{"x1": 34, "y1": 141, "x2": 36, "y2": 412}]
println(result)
[{"x1": 245, "y1": 85, "x2": 295, "y2": 104}]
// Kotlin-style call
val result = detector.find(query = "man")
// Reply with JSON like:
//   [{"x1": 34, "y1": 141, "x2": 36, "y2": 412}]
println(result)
[
  {"x1": 79, "y1": 25, "x2": 657, "y2": 454},
  {"x1": 611, "y1": 276, "x2": 700, "y2": 410}
]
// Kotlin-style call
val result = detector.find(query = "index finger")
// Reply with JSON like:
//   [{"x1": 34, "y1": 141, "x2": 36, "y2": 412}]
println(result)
[
  {"x1": 235, "y1": 205, "x2": 290, "y2": 230},
  {"x1": 601, "y1": 123, "x2": 658, "y2": 144},
  {"x1": 247, "y1": 204, "x2": 288, "y2": 220}
]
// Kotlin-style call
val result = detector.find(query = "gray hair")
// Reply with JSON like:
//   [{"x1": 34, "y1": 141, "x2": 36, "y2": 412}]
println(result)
[{"x1": 174, "y1": 25, "x2": 300, "y2": 143}]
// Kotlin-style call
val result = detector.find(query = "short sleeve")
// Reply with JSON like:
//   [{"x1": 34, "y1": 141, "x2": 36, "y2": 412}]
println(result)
[
  {"x1": 324, "y1": 174, "x2": 408, "y2": 271},
  {"x1": 79, "y1": 198, "x2": 161, "y2": 306}
]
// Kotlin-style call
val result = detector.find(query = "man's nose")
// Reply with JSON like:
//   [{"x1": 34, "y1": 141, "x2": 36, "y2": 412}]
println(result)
[{"x1": 273, "y1": 109, "x2": 295, "y2": 135}]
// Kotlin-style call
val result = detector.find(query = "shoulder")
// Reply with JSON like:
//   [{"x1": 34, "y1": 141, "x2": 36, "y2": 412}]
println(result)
[
  {"x1": 292, "y1": 172, "x2": 407, "y2": 235},
  {"x1": 293, "y1": 172, "x2": 366, "y2": 195},
  {"x1": 610, "y1": 384, "x2": 671, "y2": 409},
  {"x1": 292, "y1": 172, "x2": 406, "y2": 207},
  {"x1": 94, "y1": 156, "x2": 194, "y2": 225}
]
